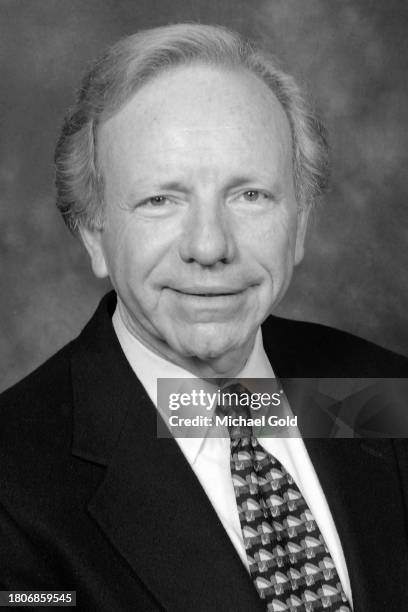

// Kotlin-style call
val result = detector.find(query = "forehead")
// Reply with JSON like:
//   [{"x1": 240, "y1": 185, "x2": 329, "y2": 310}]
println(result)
[{"x1": 97, "y1": 64, "x2": 293, "y2": 187}]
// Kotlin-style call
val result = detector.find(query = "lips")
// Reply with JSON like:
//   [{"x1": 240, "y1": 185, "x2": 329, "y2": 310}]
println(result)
[{"x1": 170, "y1": 286, "x2": 247, "y2": 297}]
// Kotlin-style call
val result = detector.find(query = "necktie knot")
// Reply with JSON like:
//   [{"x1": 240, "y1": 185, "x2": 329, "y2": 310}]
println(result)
[{"x1": 217, "y1": 382, "x2": 254, "y2": 441}]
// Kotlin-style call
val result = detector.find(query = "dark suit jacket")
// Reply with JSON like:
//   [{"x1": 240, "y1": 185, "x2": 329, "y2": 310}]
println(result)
[{"x1": 1, "y1": 291, "x2": 408, "y2": 611}]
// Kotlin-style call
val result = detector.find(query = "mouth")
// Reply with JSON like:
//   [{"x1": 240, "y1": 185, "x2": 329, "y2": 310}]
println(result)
[
  {"x1": 164, "y1": 285, "x2": 256, "y2": 319},
  {"x1": 170, "y1": 286, "x2": 248, "y2": 297}
]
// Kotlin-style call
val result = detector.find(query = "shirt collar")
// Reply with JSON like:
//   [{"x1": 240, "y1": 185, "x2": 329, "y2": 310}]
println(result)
[{"x1": 112, "y1": 307, "x2": 275, "y2": 463}]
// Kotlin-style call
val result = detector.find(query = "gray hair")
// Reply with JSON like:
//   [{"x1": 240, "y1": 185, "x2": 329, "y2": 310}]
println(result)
[{"x1": 55, "y1": 23, "x2": 329, "y2": 232}]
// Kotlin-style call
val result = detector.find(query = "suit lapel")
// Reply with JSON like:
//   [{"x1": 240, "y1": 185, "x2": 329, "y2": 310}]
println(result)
[
  {"x1": 70, "y1": 294, "x2": 264, "y2": 611},
  {"x1": 262, "y1": 315, "x2": 408, "y2": 611},
  {"x1": 87, "y1": 401, "x2": 264, "y2": 611},
  {"x1": 304, "y1": 439, "x2": 408, "y2": 611}
]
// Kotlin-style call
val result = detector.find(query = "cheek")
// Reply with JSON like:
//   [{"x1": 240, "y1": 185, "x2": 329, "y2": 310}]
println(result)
[
  {"x1": 101, "y1": 221, "x2": 146, "y2": 289},
  {"x1": 102, "y1": 217, "x2": 176, "y2": 298},
  {"x1": 248, "y1": 216, "x2": 297, "y2": 277}
]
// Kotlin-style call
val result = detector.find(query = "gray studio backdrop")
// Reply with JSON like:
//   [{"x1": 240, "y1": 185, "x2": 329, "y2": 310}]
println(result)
[{"x1": 1, "y1": 0, "x2": 408, "y2": 392}]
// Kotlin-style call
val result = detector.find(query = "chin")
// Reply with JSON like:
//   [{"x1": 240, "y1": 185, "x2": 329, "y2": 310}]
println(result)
[{"x1": 172, "y1": 323, "x2": 247, "y2": 361}]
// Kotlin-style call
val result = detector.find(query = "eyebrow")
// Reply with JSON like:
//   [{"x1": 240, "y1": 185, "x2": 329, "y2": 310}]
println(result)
[
  {"x1": 223, "y1": 175, "x2": 282, "y2": 192},
  {"x1": 150, "y1": 181, "x2": 189, "y2": 192}
]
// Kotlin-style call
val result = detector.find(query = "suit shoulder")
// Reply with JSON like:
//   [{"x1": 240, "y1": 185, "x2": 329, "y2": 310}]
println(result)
[
  {"x1": 0, "y1": 339, "x2": 82, "y2": 505},
  {"x1": 0, "y1": 340, "x2": 75, "y2": 406},
  {"x1": 0, "y1": 339, "x2": 78, "y2": 453},
  {"x1": 263, "y1": 315, "x2": 408, "y2": 376}
]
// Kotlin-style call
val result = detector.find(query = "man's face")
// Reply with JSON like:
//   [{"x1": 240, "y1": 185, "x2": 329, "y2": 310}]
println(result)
[{"x1": 83, "y1": 64, "x2": 308, "y2": 367}]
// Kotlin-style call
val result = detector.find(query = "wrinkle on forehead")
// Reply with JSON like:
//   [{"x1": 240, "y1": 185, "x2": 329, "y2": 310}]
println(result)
[
  {"x1": 97, "y1": 65, "x2": 294, "y2": 196},
  {"x1": 101, "y1": 64, "x2": 290, "y2": 137}
]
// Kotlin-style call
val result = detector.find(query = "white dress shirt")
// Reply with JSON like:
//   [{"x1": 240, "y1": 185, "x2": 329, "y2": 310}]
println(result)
[{"x1": 112, "y1": 308, "x2": 353, "y2": 607}]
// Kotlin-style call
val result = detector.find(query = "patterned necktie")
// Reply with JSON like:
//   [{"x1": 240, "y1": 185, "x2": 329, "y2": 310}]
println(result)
[{"x1": 224, "y1": 387, "x2": 352, "y2": 611}]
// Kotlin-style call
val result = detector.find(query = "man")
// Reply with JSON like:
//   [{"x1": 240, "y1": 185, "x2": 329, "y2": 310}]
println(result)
[{"x1": 1, "y1": 23, "x2": 407, "y2": 612}]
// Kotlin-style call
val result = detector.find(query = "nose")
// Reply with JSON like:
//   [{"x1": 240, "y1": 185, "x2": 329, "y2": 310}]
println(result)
[{"x1": 178, "y1": 198, "x2": 235, "y2": 266}]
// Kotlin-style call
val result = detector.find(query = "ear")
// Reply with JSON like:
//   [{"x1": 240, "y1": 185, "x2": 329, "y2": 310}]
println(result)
[
  {"x1": 294, "y1": 205, "x2": 311, "y2": 265},
  {"x1": 79, "y1": 226, "x2": 109, "y2": 278}
]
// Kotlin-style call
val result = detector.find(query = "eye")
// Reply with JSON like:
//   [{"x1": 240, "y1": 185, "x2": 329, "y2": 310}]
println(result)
[
  {"x1": 146, "y1": 195, "x2": 169, "y2": 206},
  {"x1": 243, "y1": 190, "x2": 261, "y2": 202},
  {"x1": 238, "y1": 190, "x2": 274, "y2": 204},
  {"x1": 135, "y1": 195, "x2": 174, "y2": 209}
]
